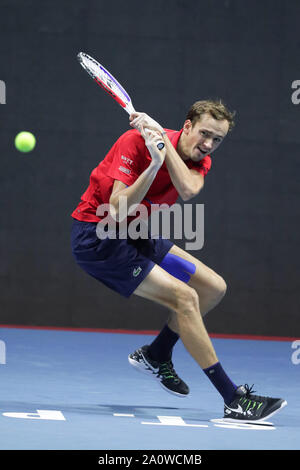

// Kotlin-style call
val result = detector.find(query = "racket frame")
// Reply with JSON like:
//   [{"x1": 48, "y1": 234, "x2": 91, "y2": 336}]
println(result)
[{"x1": 77, "y1": 52, "x2": 164, "y2": 150}]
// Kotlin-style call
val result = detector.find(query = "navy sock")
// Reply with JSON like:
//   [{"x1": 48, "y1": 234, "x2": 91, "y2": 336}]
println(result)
[
  {"x1": 203, "y1": 362, "x2": 237, "y2": 405},
  {"x1": 148, "y1": 324, "x2": 179, "y2": 362}
]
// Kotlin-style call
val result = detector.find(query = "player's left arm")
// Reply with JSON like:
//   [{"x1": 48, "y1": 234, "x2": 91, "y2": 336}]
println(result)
[
  {"x1": 130, "y1": 112, "x2": 204, "y2": 201},
  {"x1": 162, "y1": 133, "x2": 205, "y2": 201}
]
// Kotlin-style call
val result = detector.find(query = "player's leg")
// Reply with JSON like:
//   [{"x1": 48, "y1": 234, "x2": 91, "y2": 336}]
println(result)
[
  {"x1": 134, "y1": 264, "x2": 218, "y2": 369},
  {"x1": 165, "y1": 243, "x2": 227, "y2": 319},
  {"x1": 130, "y1": 263, "x2": 239, "y2": 404},
  {"x1": 132, "y1": 263, "x2": 287, "y2": 421},
  {"x1": 147, "y1": 243, "x2": 227, "y2": 361}
]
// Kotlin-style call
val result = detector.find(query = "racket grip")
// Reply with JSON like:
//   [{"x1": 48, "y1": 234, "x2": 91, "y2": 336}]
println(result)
[{"x1": 157, "y1": 142, "x2": 165, "y2": 150}]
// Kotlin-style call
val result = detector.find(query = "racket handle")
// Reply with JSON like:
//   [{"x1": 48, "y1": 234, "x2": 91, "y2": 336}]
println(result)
[{"x1": 157, "y1": 142, "x2": 165, "y2": 150}]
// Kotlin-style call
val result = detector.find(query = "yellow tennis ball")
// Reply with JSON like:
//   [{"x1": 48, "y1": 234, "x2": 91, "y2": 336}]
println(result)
[{"x1": 15, "y1": 131, "x2": 36, "y2": 153}]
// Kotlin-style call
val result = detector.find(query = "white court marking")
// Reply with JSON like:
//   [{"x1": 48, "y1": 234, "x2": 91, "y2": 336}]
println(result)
[{"x1": 2, "y1": 410, "x2": 276, "y2": 430}]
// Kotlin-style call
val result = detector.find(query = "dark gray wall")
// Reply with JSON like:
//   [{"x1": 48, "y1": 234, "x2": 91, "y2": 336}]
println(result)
[{"x1": 0, "y1": 0, "x2": 299, "y2": 336}]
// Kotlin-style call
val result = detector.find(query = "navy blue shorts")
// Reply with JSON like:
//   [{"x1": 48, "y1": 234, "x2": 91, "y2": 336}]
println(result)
[{"x1": 71, "y1": 220, "x2": 173, "y2": 298}]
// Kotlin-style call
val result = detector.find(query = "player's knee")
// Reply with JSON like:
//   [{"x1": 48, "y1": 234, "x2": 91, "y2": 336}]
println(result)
[
  {"x1": 215, "y1": 275, "x2": 227, "y2": 301},
  {"x1": 207, "y1": 276, "x2": 227, "y2": 308},
  {"x1": 173, "y1": 284, "x2": 199, "y2": 317}
]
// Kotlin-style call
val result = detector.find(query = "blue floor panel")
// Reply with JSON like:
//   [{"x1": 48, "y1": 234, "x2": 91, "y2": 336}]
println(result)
[{"x1": 0, "y1": 327, "x2": 299, "y2": 450}]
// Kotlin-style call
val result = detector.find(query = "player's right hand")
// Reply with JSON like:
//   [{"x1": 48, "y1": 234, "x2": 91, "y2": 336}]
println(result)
[
  {"x1": 130, "y1": 112, "x2": 164, "y2": 135},
  {"x1": 141, "y1": 127, "x2": 166, "y2": 166}
]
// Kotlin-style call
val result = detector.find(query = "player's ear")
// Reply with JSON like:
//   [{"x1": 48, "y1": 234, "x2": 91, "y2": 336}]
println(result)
[{"x1": 183, "y1": 119, "x2": 192, "y2": 134}]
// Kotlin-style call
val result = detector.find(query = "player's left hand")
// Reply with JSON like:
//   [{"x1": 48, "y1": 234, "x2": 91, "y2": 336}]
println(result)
[{"x1": 129, "y1": 112, "x2": 164, "y2": 135}]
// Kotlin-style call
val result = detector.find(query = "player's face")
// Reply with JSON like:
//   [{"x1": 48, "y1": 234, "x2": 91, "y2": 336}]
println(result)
[{"x1": 180, "y1": 114, "x2": 229, "y2": 162}]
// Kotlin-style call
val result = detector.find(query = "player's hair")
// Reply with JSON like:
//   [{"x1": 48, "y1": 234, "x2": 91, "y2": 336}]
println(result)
[{"x1": 186, "y1": 100, "x2": 236, "y2": 131}]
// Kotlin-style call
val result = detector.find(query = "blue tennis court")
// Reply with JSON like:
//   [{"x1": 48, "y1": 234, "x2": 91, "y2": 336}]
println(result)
[{"x1": 0, "y1": 327, "x2": 299, "y2": 450}]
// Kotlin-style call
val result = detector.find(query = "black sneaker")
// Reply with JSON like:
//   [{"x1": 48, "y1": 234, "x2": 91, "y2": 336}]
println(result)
[
  {"x1": 223, "y1": 384, "x2": 287, "y2": 422},
  {"x1": 128, "y1": 345, "x2": 189, "y2": 397}
]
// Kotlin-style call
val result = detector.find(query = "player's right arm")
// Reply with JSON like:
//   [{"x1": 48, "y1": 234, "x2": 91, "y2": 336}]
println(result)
[{"x1": 109, "y1": 128, "x2": 165, "y2": 221}]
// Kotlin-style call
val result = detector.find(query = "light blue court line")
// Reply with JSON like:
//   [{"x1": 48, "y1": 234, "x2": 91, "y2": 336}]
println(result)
[{"x1": 0, "y1": 327, "x2": 299, "y2": 450}]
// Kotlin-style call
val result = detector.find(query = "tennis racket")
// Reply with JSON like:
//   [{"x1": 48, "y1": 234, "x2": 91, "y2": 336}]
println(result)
[{"x1": 77, "y1": 52, "x2": 165, "y2": 150}]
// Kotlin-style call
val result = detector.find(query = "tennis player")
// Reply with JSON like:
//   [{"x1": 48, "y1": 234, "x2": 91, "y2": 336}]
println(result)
[{"x1": 71, "y1": 100, "x2": 286, "y2": 422}]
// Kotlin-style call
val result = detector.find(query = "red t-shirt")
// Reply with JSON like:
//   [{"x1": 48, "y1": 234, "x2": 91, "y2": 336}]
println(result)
[{"x1": 71, "y1": 128, "x2": 212, "y2": 222}]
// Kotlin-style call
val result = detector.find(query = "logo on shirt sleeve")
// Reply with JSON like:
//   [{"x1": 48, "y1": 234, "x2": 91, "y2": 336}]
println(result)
[
  {"x1": 121, "y1": 155, "x2": 133, "y2": 165},
  {"x1": 119, "y1": 166, "x2": 131, "y2": 175}
]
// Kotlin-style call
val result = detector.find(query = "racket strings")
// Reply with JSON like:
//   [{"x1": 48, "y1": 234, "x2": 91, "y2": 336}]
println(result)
[{"x1": 77, "y1": 52, "x2": 135, "y2": 114}]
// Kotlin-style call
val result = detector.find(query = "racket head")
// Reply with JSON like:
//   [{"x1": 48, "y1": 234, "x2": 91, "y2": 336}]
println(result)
[{"x1": 77, "y1": 52, "x2": 135, "y2": 115}]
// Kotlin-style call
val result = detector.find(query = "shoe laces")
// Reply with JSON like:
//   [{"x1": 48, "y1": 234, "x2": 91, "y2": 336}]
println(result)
[
  {"x1": 241, "y1": 384, "x2": 269, "y2": 404},
  {"x1": 159, "y1": 360, "x2": 180, "y2": 382},
  {"x1": 243, "y1": 384, "x2": 256, "y2": 396}
]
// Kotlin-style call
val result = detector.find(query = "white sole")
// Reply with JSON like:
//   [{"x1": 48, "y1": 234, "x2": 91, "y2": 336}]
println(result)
[{"x1": 223, "y1": 399, "x2": 287, "y2": 424}]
